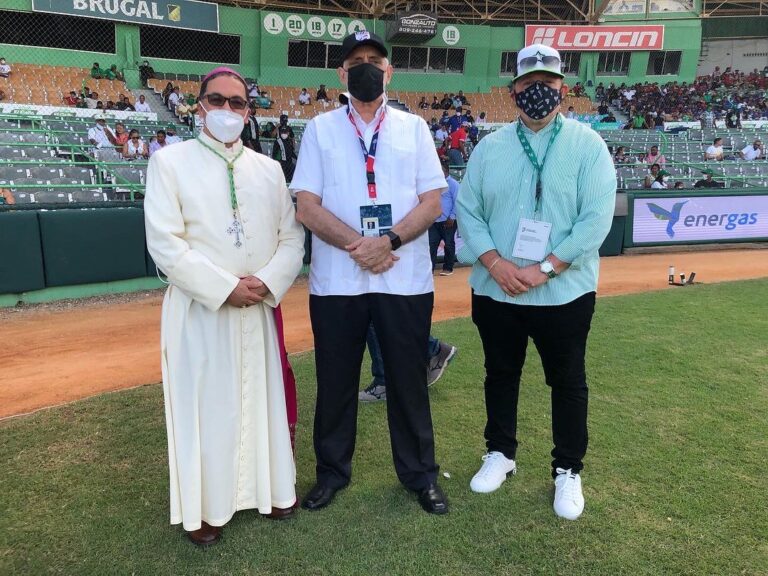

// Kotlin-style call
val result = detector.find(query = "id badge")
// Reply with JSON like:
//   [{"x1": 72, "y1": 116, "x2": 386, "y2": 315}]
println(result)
[
  {"x1": 360, "y1": 204, "x2": 393, "y2": 237},
  {"x1": 512, "y1": 217, "x2": 552, "y2": 262}
]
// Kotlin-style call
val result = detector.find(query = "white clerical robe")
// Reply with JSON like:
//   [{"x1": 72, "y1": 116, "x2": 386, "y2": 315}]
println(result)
[{"x1": 144, "y1": 132, "x2": 305, "y2": 531}]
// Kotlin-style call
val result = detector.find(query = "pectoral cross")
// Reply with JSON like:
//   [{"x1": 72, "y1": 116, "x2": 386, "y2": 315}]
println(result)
[{"x1": 227, "y1": 218, "x2": 243, "y2": 248}]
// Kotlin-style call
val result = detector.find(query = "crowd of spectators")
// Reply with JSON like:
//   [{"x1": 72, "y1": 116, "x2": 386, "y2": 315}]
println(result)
[
  {"x1": 600, "y1": 66, "x2": 768, "y2": 129},
  {"x1": 90, "y1": 62, "x2": 124, "y2": 81}
]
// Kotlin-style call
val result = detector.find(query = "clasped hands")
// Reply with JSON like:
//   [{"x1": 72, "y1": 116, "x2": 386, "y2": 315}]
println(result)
[
  {"x1": 345, "y1": 235, "x2": 398, "y2": 274},
  {"x1": 489, "y1": 259, "x2": 548, "y2": 297},
  {"x1": 226, "y1": 276, "x2": 270, "y2": 307}
]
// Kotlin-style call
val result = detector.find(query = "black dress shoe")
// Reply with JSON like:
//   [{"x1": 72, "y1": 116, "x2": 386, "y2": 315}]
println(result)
[
  {"x1": 417, "y1": 483, "x2": 449, "y2": 515},
  {"x1": 301, "y1": 483, "x2": 342, "y2": 510}
]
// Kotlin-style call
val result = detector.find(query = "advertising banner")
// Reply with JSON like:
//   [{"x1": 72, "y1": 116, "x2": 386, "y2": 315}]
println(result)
[
  {"x1": 387, "y1": 12, "x2": 438, "y2": 42},
  {"x1": 525, "y1": 25, "x2": 664, "y2": 51},
  {"x1": 632, "y1": 194, "x2": 768, "y2": 244},
  {"x1": 32, "y1": 0, "x2": 220, "y2": 33}
]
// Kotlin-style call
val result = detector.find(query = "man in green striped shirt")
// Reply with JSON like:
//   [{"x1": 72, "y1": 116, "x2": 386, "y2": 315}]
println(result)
[{"x1": 456, "y1": 44, "x2": 616, "y2": 521}]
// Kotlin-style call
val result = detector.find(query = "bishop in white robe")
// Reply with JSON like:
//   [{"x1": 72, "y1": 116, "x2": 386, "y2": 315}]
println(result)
[{"x1": 144, "y1": 126, "x2": 305, "y2": 537}]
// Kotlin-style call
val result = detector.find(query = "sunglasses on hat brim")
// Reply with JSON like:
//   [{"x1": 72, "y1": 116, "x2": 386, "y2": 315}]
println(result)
[{"x1": 517, "y1": 55, "x2": 561, "y2": 74}]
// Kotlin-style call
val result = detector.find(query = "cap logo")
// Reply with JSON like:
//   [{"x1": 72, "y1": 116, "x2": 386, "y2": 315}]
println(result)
[{"x1": 355, "y1": 31, "x2": 370, "y2": 41}]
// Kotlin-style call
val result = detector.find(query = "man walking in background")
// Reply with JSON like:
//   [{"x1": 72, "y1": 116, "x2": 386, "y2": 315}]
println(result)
[
  {"x1": 457, "y1": 44, "x2": 616, "y2": 521},
  {"x1": 429, "y1": 159, "x2": 459, "y2": 276}
]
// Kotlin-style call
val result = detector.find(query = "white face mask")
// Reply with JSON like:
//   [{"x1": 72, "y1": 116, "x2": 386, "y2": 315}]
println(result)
[
  {"x1": 201, "y1": 103, "x2": 245, "y2": 143},
  {"x1": 280, "y1": 133, "x2": 289, "y2": 140}
]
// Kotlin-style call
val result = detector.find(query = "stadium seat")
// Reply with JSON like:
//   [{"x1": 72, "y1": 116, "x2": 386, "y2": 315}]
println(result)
[
  {"x1": 33, "y1": 190, "x2": 71, "y2": 203},
  {"x1": 71, "y1": 189, "x2": 107, "y2": 202}
]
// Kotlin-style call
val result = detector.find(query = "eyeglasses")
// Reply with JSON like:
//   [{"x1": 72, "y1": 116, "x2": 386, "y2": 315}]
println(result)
[
  {"x1": 203, "y1": 93, "x2": 248, "y2": 110},
  {"x1": 517, "y1": 54, "x2": 561, "y2": 74}
]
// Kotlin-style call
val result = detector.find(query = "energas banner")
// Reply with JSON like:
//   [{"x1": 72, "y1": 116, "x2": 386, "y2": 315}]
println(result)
[
  {"x1": 32, "y1": 0, "x2": 220, "y2": 32},
  {"x1": 632, "y1": 194, "x2": 768, "y2": 244},
  {"x1": 525, "y1": 25, "x2": 664, "y2": 51}
]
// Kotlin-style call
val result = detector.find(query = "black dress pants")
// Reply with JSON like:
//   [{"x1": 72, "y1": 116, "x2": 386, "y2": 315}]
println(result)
[
  {"x1": 309, "y1": 292, "x2": 438, "y2": 491},
  {"x1": 471, "y1": 291, "x2": 596, "y2": 476}
]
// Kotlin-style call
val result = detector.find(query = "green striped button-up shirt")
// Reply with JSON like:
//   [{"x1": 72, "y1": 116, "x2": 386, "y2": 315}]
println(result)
[{"x1": 456, "y1": 114, "x2": 617, "y2": 306}]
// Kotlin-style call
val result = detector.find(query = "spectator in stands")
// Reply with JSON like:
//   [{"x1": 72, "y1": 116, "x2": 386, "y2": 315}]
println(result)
[
  {"x1": 175, "y1": 95, "x2": 198, "y2": 124},
  {"x1": 114, "y1": 122, "x2": 129, "y2": 147},
  {"x1": 601, "y1": 111, "x2": 616, "y2": 123},
  {"x1": 447, "y1": 107, "x2": 464, "y2": 133},
  {"x1": 431, "y1": 96, "x2": 440, "y2": 109},
  {"x1": 261, "y1": 121, "x2": 275, "y2": 139},
  {"x1": 252, "y1": 91, "x2": 273, "y2": 109},
  {"x1": 434, "y1": 124, "x2": 448, "y2": 143},
  {"x1": 272, "y1": 124, "x2": 296, "y2": 182},
  {"x1": 573, "y1": 82, "x2": 584, "y2": 97},
  {"x1": 91, "y1": 62, "x2": 106, "y2": 79},
  {"x1": 725, "y1": 107, "x2": 742, "y2": 129},
  {"x1": 168, "y1": 87, "x2": 182, "y2": 112},
  {"x1": 139, "y1": 60, "x2": 155, "y2": 87},
  {"x1": 247, "y1": 80, "x2": 260, "y2": 100},
  {"x1": 428, "y1": 117, "x2": 439, "y2": 133},
  {"x1": 148, "y1": 130, "x2": 167, "y2": 156},
  {"x1": 105, "y1": 100, "x2": 116, "y2": 110},
  {"x1": 436, "y1": 138, "x2": 451, "y2": 161},
  {"x1": 476, "y1": 111, "x2": 488, "y2": 128},
  {"x1": 643, "y1": 163, "x2": 661, "y2": 188},
  {"x1": 419, "y1": 96, "x2": 429, "y2": 109},
  {"x1": 700, "y1": 106, "x2": 717, "y2": 129},
  {"x1": 135, "y1": 94, "x2": 152, "y2": 113},
  {"x1": 650, "y1": 169, "x2": 670, "y2": 190},
  {"x1": 740, "y1": 139, "x2": 764, "y2": 161},
  {"x1": 653, "y1": 112, "x2": 665, "y2": 131},
  {"x1": 298, "y1": 88, "x2": 311, "y2": 105},
  {"x1": 96, "y1": 101, "x2": 105, "y2": 110},
  {"x1": 694, "y1": 169, "x2": 724, "y2": 189},
  {"x1": 161, "y1": 82, "x2": 174, "y2": 105},
  {"x1": 447, "y1": 121, "x2": 468, "y2": 167},
  {"x1": 316, "y1": 84, "x2": 330, "y2": 103},
  {"x1": 613, "y1": 146, "x2": 629, "y2": 164},
  {"x1": 105, "y1": 65, "x2": 124, "y2": 81},
  {"x1": 165, "y1": 125, "x2": 182, "y2": 145},
  {"x1": 597, "y1": 101, "x2": 609, "y2": 115},
  {"x1": 468, "y1": 122, "x2": 479, "y2": 145},
  {"x1": 271, "y1": 114, "x2": 295, "y2": 143},
  {"x1": 0, "y1": 58, "x2": 10, "y2": 78},
  {"x1": 0, "y1": 187, "x2": 14, "y2": 205},
  {"x1": 566, "y1": 106, "x2": 576, "y2": 119},
  {"x1": 673, "y1": 181, "x2": 685, "y2": 189},
  {"x1": 440, "y1": 93, "x2": 452, "y2": 109},
  {"x1": 241, "y1": 103, "x2": 262, "y2": 154},
  {"x1": 631, "y1": 111, "x2": 648, "y2": 129},
  {"x1": 123, "y1": 129, "x2": 148, "y2": 160},
  {"x1": 464, "y1": 108, "x2": 475, "y2": 124},
  {"x1": 88, "y1": 115, "x2": 117, "y2": 149},
  {"x1": 704, "y1": 138, "x2": 724, "y2": 161},
  {"x1": 122, "y1": 96, "x2": 135, "y2": 112},
  {"x1": 642, "y1": 145, "x2": 666, "y2": 165},
  {"x1": 457, "y1": 90, "x2": 468, "y2": 106},
  {"x1": 595, "y1": 83, "x2": 605, "y2": 99},
  {"x1": 63, "y1": 91, "x2": 78, "y2": 107},
  {"x1": 85, "y1": 91, "x2": 100, "y2": 109}
]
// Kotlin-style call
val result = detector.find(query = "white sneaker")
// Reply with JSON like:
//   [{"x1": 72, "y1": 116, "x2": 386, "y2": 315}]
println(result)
[
  {"x1": 553, "y1": 468, "x2": 584, "y2": 520},
  {"x1": 469, "y1": 452, "x2": 516, "y2": 493}
]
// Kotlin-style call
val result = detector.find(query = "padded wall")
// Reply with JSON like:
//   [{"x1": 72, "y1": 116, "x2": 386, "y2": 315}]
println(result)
[
  {"x1": 0, "y1": 211, "x2": 45, "y2": 293},
  {"x1": 38, "y1": 208, "x2": 147, "y2": 287}
]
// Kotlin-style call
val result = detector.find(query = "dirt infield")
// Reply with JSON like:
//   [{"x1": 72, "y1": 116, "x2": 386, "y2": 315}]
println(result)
[{"x1": 2, "y1": 249, "x2": 766, "y2": 419}]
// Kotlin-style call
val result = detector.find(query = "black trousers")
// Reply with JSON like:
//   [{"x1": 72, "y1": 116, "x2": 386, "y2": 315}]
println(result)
[
  {"x1": 471, "y1": 291, "x2": 596, "y2": 476},
  {"x1": 309, "y1": 292, "x2": 438, "y2": 491},
  {"x1": 428, "y1": 221, "x2": 456, "y2": 272}
]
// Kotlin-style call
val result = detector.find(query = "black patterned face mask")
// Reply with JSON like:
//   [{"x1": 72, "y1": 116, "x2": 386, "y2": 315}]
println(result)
[{"x1": 515, "y1": 81, "x2": 562, "y2": 120}]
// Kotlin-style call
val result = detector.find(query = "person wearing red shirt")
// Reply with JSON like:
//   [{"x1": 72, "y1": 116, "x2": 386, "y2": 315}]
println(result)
[
  {"x1": 447, "y1": 122, "x2": 467, "y2": 167},
  {"x1": 62, "y1": 91, "x2": 78, "y2": 106}
]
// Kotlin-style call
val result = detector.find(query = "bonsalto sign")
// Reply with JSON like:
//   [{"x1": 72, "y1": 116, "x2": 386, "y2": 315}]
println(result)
[
  {"x1": 32, "y1": 0, "x2": 220, "y2": 32},
  {"x1": 525, "y1": 25, "x2": 664, "y2": 51}
]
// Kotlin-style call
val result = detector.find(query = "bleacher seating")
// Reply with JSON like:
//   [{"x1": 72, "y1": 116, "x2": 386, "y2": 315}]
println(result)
[{"x1": 0, "y1": 64, "x2": 137, "y2": 106}]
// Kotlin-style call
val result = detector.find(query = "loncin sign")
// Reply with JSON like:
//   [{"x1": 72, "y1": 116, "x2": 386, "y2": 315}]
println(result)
[{"x1": 525, "y1": 25, "x2": 664, "y2": 51}]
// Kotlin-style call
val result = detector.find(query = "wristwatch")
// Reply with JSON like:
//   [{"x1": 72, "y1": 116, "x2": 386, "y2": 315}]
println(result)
[
  {"x1": 540, "y1": 258, "x2": 558, "y2": 279},
  {"x1": 385, "y1": 230, "x2": 402, "y2": 251}
]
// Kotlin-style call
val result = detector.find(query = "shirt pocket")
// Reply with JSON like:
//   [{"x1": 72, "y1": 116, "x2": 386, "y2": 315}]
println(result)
[
  {"x1": 321, "y1": 149, "x2": 347, "y2": 188},
  {"x1": 388, "y1": 145, "x2": 417, "y2": 190}
]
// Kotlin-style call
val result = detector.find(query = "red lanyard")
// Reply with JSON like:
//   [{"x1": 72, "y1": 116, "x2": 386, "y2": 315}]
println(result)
[{"x1": 347, "y1": 105, "x2": 386, "y2": 201}]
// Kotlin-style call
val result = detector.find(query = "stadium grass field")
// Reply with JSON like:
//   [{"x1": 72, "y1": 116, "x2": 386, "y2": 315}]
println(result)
[{"x1": 1, "y1": 279, "x2": 767, "y2": 576}]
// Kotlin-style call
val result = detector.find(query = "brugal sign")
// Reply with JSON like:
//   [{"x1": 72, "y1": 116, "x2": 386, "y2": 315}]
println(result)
[
  {"x1": 32, "y1": 0, "x2": 220, "y2": 33},
  {"x1": 387, "y1": 12, "x2": 437, "y2": 42}
]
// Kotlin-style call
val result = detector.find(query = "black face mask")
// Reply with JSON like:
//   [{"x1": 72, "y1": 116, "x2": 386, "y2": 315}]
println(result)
[
  {"x1": 347, "y1": 63, "x2": 385, "y2": 103},
  {"x1": 515, "y1": 81, "x2": 562, "y2": 121}
]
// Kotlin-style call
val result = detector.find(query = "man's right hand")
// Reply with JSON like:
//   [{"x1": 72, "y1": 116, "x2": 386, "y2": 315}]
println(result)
[
  {"x1": 489, "y1": 259, "x2": 531, "y2": 297},
  {"x1": 226, "y1": 277, "x2": 267, "y2": 307}
]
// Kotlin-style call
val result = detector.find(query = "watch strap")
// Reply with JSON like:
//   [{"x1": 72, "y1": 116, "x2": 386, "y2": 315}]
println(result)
[{"x1": 385, "y1": 231, "x2": 402, "y2": 251}]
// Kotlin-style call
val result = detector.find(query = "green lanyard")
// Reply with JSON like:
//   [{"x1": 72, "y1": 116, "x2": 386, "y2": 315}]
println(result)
[
  {"x1": 516, "y1": 114, "x2": 563, "y2": 216},
  {"x1": 196, "y1": 137, "x2": 245, "y2": 212}
]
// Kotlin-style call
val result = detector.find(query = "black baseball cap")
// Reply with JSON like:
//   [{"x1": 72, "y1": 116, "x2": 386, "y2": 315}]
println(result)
[{"x1": 341, "y1": 31, "x2": 388, "y2": 62}]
